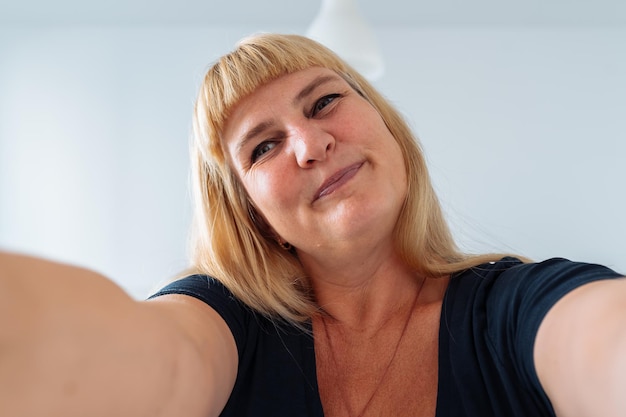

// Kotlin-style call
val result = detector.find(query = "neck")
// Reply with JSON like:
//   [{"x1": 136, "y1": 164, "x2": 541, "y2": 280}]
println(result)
[
  {"x1": 305, "y1": 247, "x2": 422, "y2": 330},
  {"x1": 299, "y1": 230, "x2": 402, "y2": 281}
]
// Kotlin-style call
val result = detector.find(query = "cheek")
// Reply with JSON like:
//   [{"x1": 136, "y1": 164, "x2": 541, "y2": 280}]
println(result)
[{"x1": 245, "y1": 170, "x2": 292, "y2": 220}]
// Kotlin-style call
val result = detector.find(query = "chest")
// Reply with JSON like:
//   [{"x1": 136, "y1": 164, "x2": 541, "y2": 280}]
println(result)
[{"x1": 313, "y1": 304, "x2": 441, "y2": 417}]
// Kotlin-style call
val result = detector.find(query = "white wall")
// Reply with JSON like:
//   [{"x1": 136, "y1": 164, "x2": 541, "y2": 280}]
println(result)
[
  {"x1": 378, "y1": 27, "x2": 625, "y2": 271},
  {"x1": 1, "y1": 24, "x2": 624, "y2": 298}
]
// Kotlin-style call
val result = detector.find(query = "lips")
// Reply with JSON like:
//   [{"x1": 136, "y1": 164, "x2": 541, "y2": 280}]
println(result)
[{"x1": 313, "y1": 162, "x2": 364, "y2": 202}]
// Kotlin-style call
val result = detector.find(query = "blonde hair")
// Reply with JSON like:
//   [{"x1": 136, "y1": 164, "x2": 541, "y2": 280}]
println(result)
[{"x1": 189, "y1": 33, "x2": 508, "y2": 323}]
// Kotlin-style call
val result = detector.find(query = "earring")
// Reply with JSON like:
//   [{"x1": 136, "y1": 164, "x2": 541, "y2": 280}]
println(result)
[{"x1": 277, "y1": 238, "x2": 293, "y2": 251}]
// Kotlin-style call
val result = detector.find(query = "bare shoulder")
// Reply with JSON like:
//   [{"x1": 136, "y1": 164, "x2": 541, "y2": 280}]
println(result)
[{"x1": 535, "y1": 276, "x2": 626, "y2": 417}]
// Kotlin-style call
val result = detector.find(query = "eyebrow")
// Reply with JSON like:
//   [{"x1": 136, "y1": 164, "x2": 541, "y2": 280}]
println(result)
[
  {"x1": 292, "y1": 74, "x2": 339, "y2": 106},
  {"x1": 235, "y1": 74, "x2": 341, "y2": 155},
  {"x1": 235, "y1": 119, "x2": 276, "y2": 155}
]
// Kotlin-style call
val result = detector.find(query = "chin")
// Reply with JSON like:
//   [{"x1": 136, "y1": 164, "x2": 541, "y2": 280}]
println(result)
[{"x1": 331, "y1": 202, "x2": 399, "y2": 241}]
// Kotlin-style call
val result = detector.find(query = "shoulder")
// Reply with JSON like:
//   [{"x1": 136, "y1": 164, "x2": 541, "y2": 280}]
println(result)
[
  {"x1": 150, "y1": 275, "x2": 257, "y2": 352},
  {"x1": 150, "y1": 278, "x2": 318, "y2": 416},
  {"x1": 447, "y1": 257, "x2": 621, "y2": 311},
  {"x1": 445, "y1": 257, "x2": 621, "y2": 344},
  {"x1": 151, "y1": 274, "x2": 233, "y2": 302},
  {"x1": 149, "y1": 274, "x2": 305, "y2": 351},
  {"x1": 438, "y1": 257, "x2": 622, "y2": 415}
]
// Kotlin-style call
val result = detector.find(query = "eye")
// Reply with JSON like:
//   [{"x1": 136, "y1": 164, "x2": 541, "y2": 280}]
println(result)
[
  {"x1": 311, "y1": 93, "x2": 341, "y2": 116},
  {"x1": 251, "y1": 141, "x2": 277, "y2": 163}
]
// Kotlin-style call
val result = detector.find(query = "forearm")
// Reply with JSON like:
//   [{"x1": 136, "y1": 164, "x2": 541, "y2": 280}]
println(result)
[{"x1": 0, "y1": 252, "x2": 207, "y2": 417}]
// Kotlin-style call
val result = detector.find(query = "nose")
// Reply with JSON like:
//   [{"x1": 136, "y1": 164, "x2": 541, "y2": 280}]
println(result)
[{"x1": 291, "y1": 124, "x2": 335, "y2": 168}]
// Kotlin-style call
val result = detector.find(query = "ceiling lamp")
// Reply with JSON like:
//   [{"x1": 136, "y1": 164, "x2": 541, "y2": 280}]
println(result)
[{"x1": 306, "y1": 0, "x2": 385, "y2": 81}]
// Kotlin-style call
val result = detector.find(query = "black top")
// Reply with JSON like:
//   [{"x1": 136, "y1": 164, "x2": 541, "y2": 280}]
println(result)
[{"x1": 150, "y1": 257, "x2": 622, "y2": 416}]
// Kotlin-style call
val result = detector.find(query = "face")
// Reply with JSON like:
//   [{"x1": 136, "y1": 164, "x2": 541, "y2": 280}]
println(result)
[{"x1": 223, "y1": 67, "x2": 407, "y2": 264}]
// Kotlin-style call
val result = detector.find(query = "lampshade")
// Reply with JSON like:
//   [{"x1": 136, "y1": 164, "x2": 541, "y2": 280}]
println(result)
[{"x1": 306, "y1": 0, "x2": 385, "y2": 81}]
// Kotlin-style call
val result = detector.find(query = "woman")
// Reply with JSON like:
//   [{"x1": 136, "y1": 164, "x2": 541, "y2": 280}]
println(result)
[{"x1": 0, "y1": 33, "x2": 624, "y2": 417}]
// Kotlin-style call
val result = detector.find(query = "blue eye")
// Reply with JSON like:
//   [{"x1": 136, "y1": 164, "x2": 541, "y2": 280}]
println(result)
[
  {"x1": 312, "y1": 94, "x2": 340, "y2": 116},
  {"x1": 251, "y1": 141, "x2": 276, "y2": 162}
]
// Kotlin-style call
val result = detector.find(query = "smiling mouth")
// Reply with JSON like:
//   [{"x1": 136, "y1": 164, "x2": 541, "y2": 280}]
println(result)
[{"x1": 313, "y1": 162, "x2": 364, "y2": 202}]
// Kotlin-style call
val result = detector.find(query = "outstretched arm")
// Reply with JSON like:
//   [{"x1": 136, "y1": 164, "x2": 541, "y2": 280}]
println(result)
[
  {"x1": 0, "y1": 251, "x2": 237, "y2": 417},
  {"x1": 535, "y1": 276, "x2": 626, "y2": 417}
]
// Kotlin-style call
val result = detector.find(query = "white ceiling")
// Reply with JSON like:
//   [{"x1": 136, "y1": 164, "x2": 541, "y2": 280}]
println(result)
[{"x1": 1, "y1": 0, "x2": 625, "y2": 26}]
